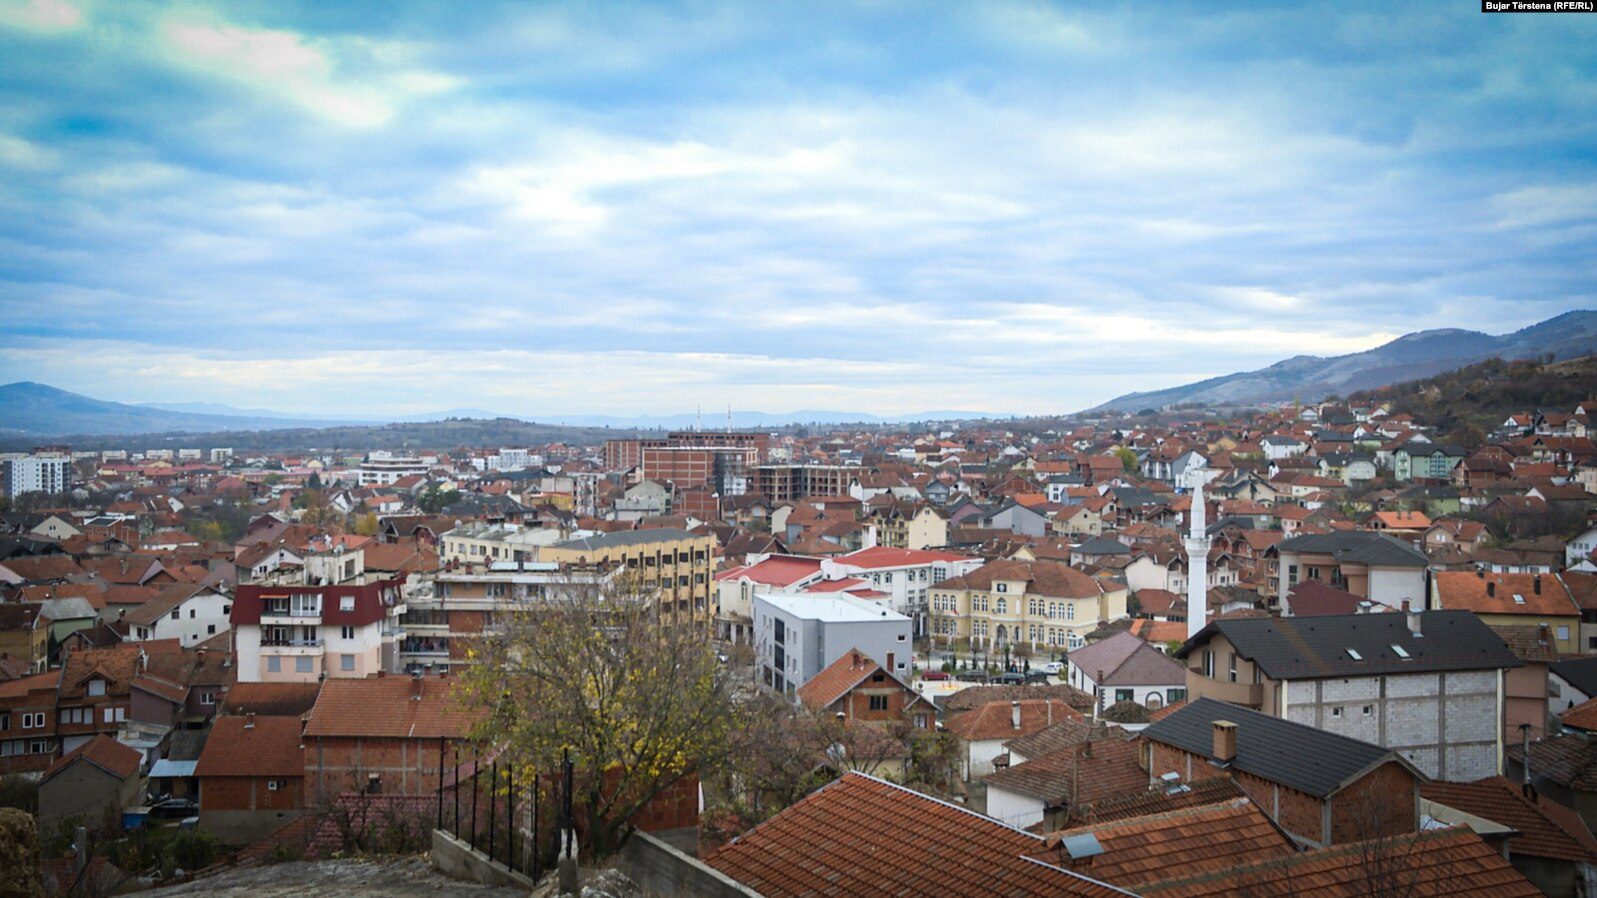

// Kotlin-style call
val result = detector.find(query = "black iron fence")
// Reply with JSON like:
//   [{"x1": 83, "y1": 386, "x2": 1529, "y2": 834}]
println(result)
[{"x1": 435, "y1": 742, "x2": 573, "y2": 881}]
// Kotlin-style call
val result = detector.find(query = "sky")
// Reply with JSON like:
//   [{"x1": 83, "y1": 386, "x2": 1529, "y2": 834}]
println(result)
[{"x1": 0, "y1": 0, "x2": 1594, "y2": 419}]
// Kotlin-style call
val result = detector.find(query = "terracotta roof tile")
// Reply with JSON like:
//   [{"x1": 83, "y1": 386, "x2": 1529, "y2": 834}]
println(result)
[
  {"x1": 1037, "y1": 798, "x2": 1295, "y2": 888},
  {"x1": 302, "y1": 674, "x2": 479, "y2": 739},
  {"x1": 196, "y1": 715, "x2": 305, "y2": 779},
  {"x1": 948, "y1": 699, "x2": 1083, "y2": 742},
  {"x1": 1433, "y1": 571, "x2": 1577, "y2": 618},
  {"x1": 705, "y1": 773, "x2": 1130, "y2": 897},
  {"x1": 221, "y1": 681, "x2": 323, "y2": 717},
  {"x1": 1139, "y1": 826, "x2": 1542, "y2": 897},
  {"x1": 41, "y1": 734, "x2": 141, "y2": 783},
  {"x1": 1073, "y1": 777, "x2": 1243, "y2": 825}
]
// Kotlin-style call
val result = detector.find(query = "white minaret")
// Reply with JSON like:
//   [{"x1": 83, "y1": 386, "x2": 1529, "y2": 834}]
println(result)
[{"x1": 1182, "y1": 465, "x2": 1216, "y2": 640}]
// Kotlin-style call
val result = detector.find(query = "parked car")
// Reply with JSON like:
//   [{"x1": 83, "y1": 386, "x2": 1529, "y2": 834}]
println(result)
[
  {"x1": 1042, "y1": 661, "x2": 1064, "y2": 675},
  {"x1": 953, "y1": 671, "x2": 990, "y2": 683},
  {"x1": 992, "y1": 672, "x2": 1027, "y2": 686},
  {"x1": 920, "y1": 671, "x2": 950, "y2": 682},
  {"x1": 149, "y1": 798, "x2": 198, "y2": 820},
  {"x1": 1023, "y1": 671, "x2": 1050, "y2": 684}
]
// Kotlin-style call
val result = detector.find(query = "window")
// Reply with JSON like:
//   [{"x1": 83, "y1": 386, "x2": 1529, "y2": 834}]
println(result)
[
  {"x1": 341, "y1": 654, "x2": 355, "y2": 671},
  {"x1": 1115, "y1": 688, "x2": 1135, "y2": 703},
  {"x1": 1066, "y1": 603, "x2": 1075, "y2": 621},
  {"x1": 87, "y1": 679, "x2": 105, "y2": 697},
  {"x1": 1167, "y1": 688, "x2": 1186, "y2": 703},
  {"x1": 868, "y1": 695, "x2": 889, "y2": 711},
  {"x1": 1331, "y1": 707, "x2": 1343, "y2": 718},
  {"x1": 190, "y1": 609, "x2": 197, "y2": 618},
  {"x1": 996, "y1": 583, "x2": 1008, "y2": 593},
  {"x1": 207, "y1": 624, "x2": 216, "y2": 635},
  {"x1": 1202, "y1": 650, "x2": 1215, "y2": 678},
  {"x1": 102, "y1": 707, "x2": 124, "y2": 723},
  {"x1": 1559, "y1": 626, "x2": 1571, "y2": 642},
  {"x1": 22, "y1": 712, "x2": 44, "y2": 729},
  {"x1": 342, "y1": 626, "x2": 355, "y2": 640},
  {"x1": 896, "y1": 634, "x2": 907, "y2": 642},
  {"x1": 267, "y1": 656, "x2": 281, "y2": 673},
  {"x1": 199, "y1": 691, "x2": 217, "y2": 705},
  {"x1": 995, "y1": 598, "x2": 1006, "y2": 614},
  {"x1": 295, "y1": 657, "x2": 314, "y2": 673},
  {"x1": 170, "y1": 609, "x2": 180, "y2": 620},
  {"x1": 0, "y1": 713, "x2": 8, "y2": 730},
  {"x1": 340, "y1": 596, "x2": 355, "y2": 612},
  {"x1": 1227, "y1": 653, "x2": 1238, "y2": 684},
  {"x1": 267, "y1": 780, "x2": 280, "y2": 791},
  {"x1": 1362, "y1": 705, "x2": 1373, "y2": 716}
]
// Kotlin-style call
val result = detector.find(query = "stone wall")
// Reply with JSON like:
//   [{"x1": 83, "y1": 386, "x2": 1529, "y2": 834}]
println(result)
[{"x1": 619, "y1": 830, "x2": 762, "y2": 898}]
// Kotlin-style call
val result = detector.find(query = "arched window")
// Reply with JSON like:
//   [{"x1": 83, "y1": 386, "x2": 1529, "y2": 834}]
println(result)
[{"x1": 995, "y1": 598, "x2": 1007, "y2": 615}]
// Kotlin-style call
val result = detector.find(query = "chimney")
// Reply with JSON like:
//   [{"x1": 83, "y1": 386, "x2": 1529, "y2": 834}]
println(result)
[
  {"x1": 245, "y1": 712, "x2": 256, "y2": 729},
  {"x1": 1212, "y1": 720, "x2": 1237, "y2": 764},
  {"x1": 1011, "y1": 700, "x2": 1022, "y2": 729},
  {"x1": 1539, "y1": 623, "x2": 1552, "y2": 647},
  {"x1": 1487, "y1": 582, "x2": 1496, "y2": 598},
  {"x1": 1403, "y1": 600, "x2": 1422, "y2": 637},
  {"x1": 1534, "y1": 575, "x2": 1542, "y2": 595},
  {"x1": 196, "y1": 648, "x2": 206, "y2": 665},
  {"x1": 411, "y1": 670, "x2": 424, "y2": 700}
]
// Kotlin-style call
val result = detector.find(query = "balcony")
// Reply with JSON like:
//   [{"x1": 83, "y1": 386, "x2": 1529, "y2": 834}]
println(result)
[
  {"x1": 261, "y1": 605, "x2": 322, "y2": 624},
  {"x1": 1190, "y1": 670, "x2": 1263, "y2": 708},
  {"x1": 260, "y1": 638, "x2": 324, "y2": 654}
]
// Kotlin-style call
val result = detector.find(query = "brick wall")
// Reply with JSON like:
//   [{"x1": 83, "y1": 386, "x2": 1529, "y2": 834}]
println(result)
[
  {"x1": 1329, "y1": 761, "x2": 1417, "y2": 844},
  {"x1": 201, "y1": 775, "x2": 305, "y2": 811},
  {"x1": 308, "y1": 735, "x2": 452, "y2": 803}
]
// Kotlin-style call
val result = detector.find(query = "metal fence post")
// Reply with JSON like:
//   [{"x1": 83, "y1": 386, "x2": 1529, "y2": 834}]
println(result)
[
  {"x1": 507, "y1": 765, "x2": 516, "y2": 873},
  {"x1": 453, "y1": 742, "x2": 460, "y2": 835},
  {"x1": 470, "y1": 744, "x2": 479, "y2": 850},
  {"x1": 488, "y1": 758, "x2": 497, "y2": 864},
  {"x1": 436, "y1": 737, "x2": 444, "y2": 830}
]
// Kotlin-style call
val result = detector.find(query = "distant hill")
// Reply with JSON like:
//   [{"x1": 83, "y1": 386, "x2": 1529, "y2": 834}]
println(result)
[
  {"x1": 1089, "y1": 310, "x2": 1597, "y2": 412},
  {"x1": 1349, "y1": 353, "x2": 1597, "y2": 442},
  {"x1": 0, "y1": 382, "x2": 366, "y2": 435}
]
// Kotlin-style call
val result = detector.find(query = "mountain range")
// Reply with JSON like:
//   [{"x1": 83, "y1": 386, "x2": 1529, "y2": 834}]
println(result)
[
  {"x1": 1090, "y1": 310, "x2": 1597, "y2": 412},
  {"x1": 0, "y1": 381, "x2": 996, "y2": 437}
]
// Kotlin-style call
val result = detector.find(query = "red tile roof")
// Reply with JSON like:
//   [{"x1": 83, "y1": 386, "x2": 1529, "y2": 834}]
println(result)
[
  {"x1": 838, "y1": 546, "x2": 973, "y2": 569},
  {"x1": 705, "y1": 773, "x2": 1130, "y2": 897},
  {"x1": 1422, "y1": 776, "x2": 1597, "y2": 863},
  {"x1": 196, "y1": 715, "x2": 305, "y2": 779},
  {"x1": 41, "y1": 734, "x2": 141, "y2": 784},
  {"x1": 715, "y1": 554, "x2": 822, "y2": 587},
  {"x1": 1433, "y1": 571, "x2": 1577, "y2": 618},
  {"x1": 1139, "y1": 826, "x2": 1540, "y2": 897},
  {"x1": 795, "y1": 650, "x2": 913, "y2": 712},
  {"x1": 948, "y1": 699, "x2": 1082, "y2": 742},
  {"x1": 302, "y1": 674, "x2": 479, "y2": 739},
  {"x1": 1037, "y1": 798, "x2": 1295, "y2": 888},
  {"x1": 221, "y1": 681, "x2": 323, "y2": 717}
]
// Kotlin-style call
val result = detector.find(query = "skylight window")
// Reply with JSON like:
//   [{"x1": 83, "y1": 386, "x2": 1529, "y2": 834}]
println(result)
[
  {"x1": 1513, "y1": 594, "x2": 1526, "y2": 605},
  {"x1": 1346, "y1": 648, "x2": 1363, "y2": 661},
  {"x1": 1391, "y1": 644, "x2": 1410, "y2": 658}
]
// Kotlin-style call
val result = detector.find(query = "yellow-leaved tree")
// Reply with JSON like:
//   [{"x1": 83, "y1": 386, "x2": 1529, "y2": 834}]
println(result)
[{"x1": 459, "y1": 572, "x2": 736, "y2": 857}]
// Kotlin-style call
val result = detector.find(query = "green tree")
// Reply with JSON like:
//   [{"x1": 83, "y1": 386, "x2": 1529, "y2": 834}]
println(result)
[{"x1": 1112, "y1": 446, "x2": 1139, "y2": 472}]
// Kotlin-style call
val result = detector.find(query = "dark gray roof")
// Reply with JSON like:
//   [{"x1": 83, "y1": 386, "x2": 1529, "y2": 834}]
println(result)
[
  {"x1": 551, "y1": 528, "x2": 701, "y2": 551},
  {"x1": 1551, "y1": 656, "x2": 1597, "y2": 698},
  {"x1": 1274, "y1": 531, "x2": 1428, "y2": 567},
  {"x1": 1178, "y1": 610, "x2": 1522, "y2": 679},
  {"x1": 1143, "y1": 698, "x2": 1404, "y2": 798},
  {"x1": 1075, "y1": 536, "x2": 1131, "y2": 556}
]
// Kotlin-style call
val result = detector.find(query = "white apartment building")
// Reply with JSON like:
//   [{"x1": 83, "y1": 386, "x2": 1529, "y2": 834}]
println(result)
[
  {"x1": 2, "y1": 454, "x2": 70, "y2": 498},
  {"x1": 359, "y1": 451, "x2": 431, "y2": 485}
]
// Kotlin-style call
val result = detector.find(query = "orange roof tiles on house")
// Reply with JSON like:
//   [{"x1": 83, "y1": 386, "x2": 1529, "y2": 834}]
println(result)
[
  {"x1": 713, "y1": 554, "x2": 822, "y2": 587},
  {"x1": 705, "y1": 773, "x2": 1131, "y2": 897},
  {"x1": 221, "y1": 681, "x2": 323, "y2": 717},
  {"x1": 1421, "y1": 776, "x2": 1597, "y2": 864},
  {"x1": 196, "y1": 715, "x2": 306, "y2": 779},
  {"x1": 1139, "y1": 826, "x2": 1540, "y2": 897},
  {"x1": 1368, "y1": 510, "x2": 1431, "y2": 530},
  {"x1": 302, "y1": 674, "x2": 479, "y2": 739},
  {"x1": 40, "y1": 734, "x2": 141, "y2": 784},
  {"x1": 796, "y1": 650, "x2": 911, "y2": 711},
  {"x1": 948, "y1": 699, "x2": 1082, "y2": 742},
  {"x1": 837, "y1": 545, "x2": 973, "y2": 569},
  {"x1": 1432, "y1": 571, "x2": 1577, "y2": 618},
  {"x1": 1036, "y1": 798, "x2": 1296, "y2": 888},
  {"x1": 1074, "y1": 777, "x2": 1244, "y2": 825}
]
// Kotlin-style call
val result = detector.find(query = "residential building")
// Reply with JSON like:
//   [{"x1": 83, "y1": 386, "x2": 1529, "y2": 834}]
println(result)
[
  {"x1": 438, "y1": 521, "x2": 565, "y2": 566},
  {"x1": 713, "y1": 554, "x2": 824, "y2": 644},
  {"x1": 232, "y1": 547, "x2": 408, "y2": 682},
  {"x1": 537, "y1": 528, "x2": 716, "y2": 622},
  {"x1": 301, "y1": 672, "x2": 479, "y2": 802},
  {"x1": 821, "y1": 546, "x2": 982, "y2": 639},
  {"x1": 37, "y1": 734, "x2": 142, "y2": 829},
  {"x1": 1177, "y1": 610, "x2": 1521, "y2": 780},
  {"x1": 122, "y1": 583, "x2": 233, "y2": 647},
  {"x1": 945, "y1": 698, "x2": 1082, "y2": 779},
  {"x1": 2, "y1": 454, "x2": 70, "y2": 498},
  {"x1": 358, "y1": 452, "x2": 430, "y2": 486},
  {"x1": 1143, "y1": 698, "x2": 1425, "y2": 847},
  {"x1": 0, "y1": 670, "x2": 60, "y2": 774},
  {"x1": 1422, "y1": 776, "x2": 1597, "y2": 898},
  {"x1": 1430, "y1": 571, "x2": 1580, "y2": 654},
  {"x1": 929, "y1": 559, "x2": 1129, "y2": 653},
  {"x1": 399, "y1": 561, "x2": 614, "y2": 673},
  {"x1": 1064, "y1": 631, "x2": 1187, "y2": 711},
  {"x1": 982, "y1": 727, "x2": 1145, "y2": 831},
  {"x1": 194, "y1": 714, "x2": 306, "y2": 842},
  {"x1": 1273, "y1": 530, "x2": 1429, "y2": 610},
  {"x1": 795, "y1": 649, "x2": 931, "y2": 727},
  {"x1": 753, "y1": 591, "x2": 912, "y2": 695}
]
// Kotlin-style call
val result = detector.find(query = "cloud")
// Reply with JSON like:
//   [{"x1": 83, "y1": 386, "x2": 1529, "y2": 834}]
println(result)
[
  {"x1": 0, "y1": 133, "x2": 56, "y2": 169},
  {"x1": 0, "y1": 0, "x2": 81, "y2": 33},
  {"x1": 158, "y1": 17, "x2": 456, "y2": 128}
]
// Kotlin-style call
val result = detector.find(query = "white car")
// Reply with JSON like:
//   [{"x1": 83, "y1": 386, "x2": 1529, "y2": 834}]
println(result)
[{"x1": 1042, "y1": 661, "x2": 1063, "y2": 675}]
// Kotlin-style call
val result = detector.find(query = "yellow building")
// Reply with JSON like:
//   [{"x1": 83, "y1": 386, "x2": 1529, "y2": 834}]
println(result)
[
  {"x1": 537, "y1": 528, "x2": 717, "y2": 622},
  {"x1": 930, "y1": 558, "x2": 1128, "y2": 654}
]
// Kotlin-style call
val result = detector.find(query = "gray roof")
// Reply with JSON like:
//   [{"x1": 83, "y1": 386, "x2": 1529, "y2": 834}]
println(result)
[
  {"x1": 1074, "y1": 536, "x2": 1131, "y2": 557},
  {"x1": 1143, "y1": 698, "x2": 1406, "y2": 798},
  {"x1": 1551, "y1": 656, "x2": 1597, "y2": 698},
  {"x1": 550, "y1": 528, "x2": 701, "y2": 551},
  {"x1": 1274, "y1": 531, "x2": 1428, "y2": 568},
  {"x1": 37, "y1": 596, "x2": 97, "y2": 622},
  {"x1": 1178, "y1": 610, "x2": 1522, "y2": 679}
]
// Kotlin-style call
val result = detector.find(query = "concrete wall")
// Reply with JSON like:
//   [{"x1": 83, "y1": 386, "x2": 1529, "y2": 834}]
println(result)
[
  {"x1": 985, "y1": 784, "x2": 1044, "y2": 830},
  {"x1": 430, "y1": 829, "x2": 538, "y2": 890},
  {"x1": 202, "y1": 808, "x2": 304, "y2": 845},
  {"x1": 620, "y1": 830, "x2": 763, "y2": 898}
]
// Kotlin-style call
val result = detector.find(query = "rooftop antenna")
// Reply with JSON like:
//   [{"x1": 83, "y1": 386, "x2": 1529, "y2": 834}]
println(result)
[
  {"x1": 727, "y1": 404, "x2": 733, "y2": 433},
  {"x1": 695, "y1": 404, "x2": 702, "y2": 433}
]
